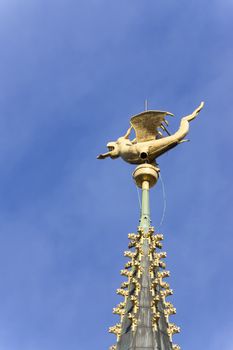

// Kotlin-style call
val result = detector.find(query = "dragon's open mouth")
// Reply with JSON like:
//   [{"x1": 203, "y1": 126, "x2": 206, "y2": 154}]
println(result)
[{"x1": 108, "y1": 146, "x2": 115, "y2": 151}]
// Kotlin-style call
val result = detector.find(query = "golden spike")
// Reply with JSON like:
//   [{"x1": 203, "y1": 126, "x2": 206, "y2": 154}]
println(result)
[
  {"x1": 128, "y1": 241, "x2": 137, "y2": 248},
  {"x1": 137, "y1": 266, "x2": 143, "y2": 278},
  {"x1": 131, "y1": 277, "x2": 139, "y2": 284},
  {"x1": 156, "y1": 252, "x2": 167, "y2": 259},
  {"x1": 134, "y1": 286, "x2": 141, "y2": 296},
  {"x1": 168, "y1": 323, "x2": 181, "y2": 333},
  {"x1": 164, "y1": 306, "x2": 176, "y2": 316},
  {"x1": 150, "y1": 240, "x2": 163, "y2": 250},
  {"x1": 134, "y1": 261, "x2": 141, "y2": 268},
  {"x1": 132, "y1": 279, "x2": 140, "y2": 289},
  {"x1": 156, "y1": 259, "x2": 165, "y2": 267},
  {"x1": 152, "y1": 277, "x2": 159, "y2": 285},
  {"x1": 143, "y1": 232, "x2": 151, "y2": 238},
  {"x1": 154, "y1": 234, "x2": 164, "y2": 241},
  {"x1": 125, "y1": 261, "x2": 133, "y2": 269},
  {"x1": 134, "y1": 243, "x2": 144, "y2": 255},
  {"x1": 164, "y1": 301, "x2": 175, "y2": 309},
  {"x1": 132, "y1": 319, "x2": 138, "y2": 332},
  {"x1": 133, "y1": 302, "x2": 139, "y2": 313},
  {"x1": 138, "y1": 248, "x2": 144, "y2": 256},
  {"x1": 152, "y1": 312, "x2": 160, "y2": 324},
  {"x1": 124, "y1": 251, "x2": 136, "y2": 258},
  {"x1": 149, "y1": 226, "x2": 154, "y2": 233},
  {"x1": 130, "y1": 295, "x2": 139, "y2": 314},
  {"x1": 150, "y1": 238, "x2": 156, "y2": 245},
  {"x1": 135, "y1": 242, "x2": 142, "y2": 249},
  {"x1": 108, "y1": 324, "x2": 121, "y2": 333},
  {"x1": 151, "y1": 295, "x2": 160, "y2": 307},
  {"x1": 126, "y1": 260, "x2": 140, "y2": 270},
  {"x1": 131, "y1": 259, "x2": 140, "y2": 266},
  {"x1": 160, "y1": 281, "x2": 170, "y2": 289},
  {"x1": 115, "y1": 301, "x2": 126, "y2": 309},
  {"x1": 167, "y1": 323, "x2": 181, "y2": 340},
  {"x1": 151, "y1": 305, "x2": 156, "y2": 313},
  {"x1": 128, "y1": 312, "x2": 136, "y2": 319},
  {"x1": 152, "y1": 311, "x2": 160, "y2": 331},
  {"x1": 109, "y1": 324, "x2": 122, "y2": 339},
  {"x1": 159, "y1": 261, "x2": 166, "y2": 269},
  {"x1": 137, "y1": 226, "x2": 144, "y2": 234},
  {"x1": 150, "y1": 284, "x2": 156, "y2": 294},
  {"x1": 128, "y1": 313, "x2": 138, "y2": 331},
  {"x1": 120, "y1": 281, "x2": 129, "y2": 289},
  {"x1": 131, "y1": 279, "x2": 141, "y2": 295},
  {"x1": 164, "y1": 119, "x2": 169, "y2": 126},
  {"x1": 113, "y1": 307, "x2": 125, "y2": 316},
  {"x1": 172, "y1": 345, "x2": 181, "y2": 350},
  {"x1": 130, "y1": 295, "x2": 139, "y2": 310},
  {"x1": 138, "y1": 252, "x2": 143, "y2": 260},
  {"x1": 155, "y1": 241, "x2": 163, "y2": 249},
  {"x1": 116, "y1": 288, "x2": 129, "y2": 297},
  {"x1": 150, "y1": 260, "x2": 159, "y2": 268},
  {"x1": 120, "y1": 269, "x2": 133, "y2": 278},
  {"x1": 150, "y1": 262, "x2": 165, "y2": 275},
  {"x1": 158, "y1": 270, "x2": 170, "y2": 279},
  {"x1": 109, "y1": 345, "x2": 116, "y2": 350},
  {"x1": 128, "y1": 233, "x2": 139, "y2": 240},
  {"x1": 160, "y1": 289, "x2": 173, "y2": 297},
  {"x1": 148, "y1": 247, "x2": 155, "y2": 255}
]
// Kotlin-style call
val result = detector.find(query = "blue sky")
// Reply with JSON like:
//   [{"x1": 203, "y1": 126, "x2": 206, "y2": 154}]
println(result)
[{"x1": 0, "y1": 0, "x2": 232, "y2": 349}]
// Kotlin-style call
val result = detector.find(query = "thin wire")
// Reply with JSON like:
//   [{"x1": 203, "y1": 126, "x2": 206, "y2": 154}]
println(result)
[
  {"x1": 136, "y1": 186, "x2": 142, "y2": 210},
  {"x1": 158, "y1": 172, "x2": 167, "y2": 229}
]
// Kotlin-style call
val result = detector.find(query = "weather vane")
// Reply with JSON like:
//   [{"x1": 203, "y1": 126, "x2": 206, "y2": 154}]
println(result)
[
  {"x1": 97, "y1": 102, "x2": 204, "y2": 350},
  {"x1": 97, "y1": 102, "x2": 204, "y2": 166}
]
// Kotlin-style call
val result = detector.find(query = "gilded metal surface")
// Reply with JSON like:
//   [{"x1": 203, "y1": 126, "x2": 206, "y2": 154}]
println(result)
[
  {"x1": 98, "y1": 102, "x2": 202, "y2": 350},
  {"x1": 130, "y1": 110, "x2": 174, "y2": 142},
  {"x1": 132, "y1": 163, "x2": 160, "y2": 189},
  {"x1": 97, "y1": 102, "x2": 204, "y2": 165}
]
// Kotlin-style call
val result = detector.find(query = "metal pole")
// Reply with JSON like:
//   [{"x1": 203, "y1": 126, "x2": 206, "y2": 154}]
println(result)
[{"x1": 140, "y1": 180, "x2": 150, "y2": 229}]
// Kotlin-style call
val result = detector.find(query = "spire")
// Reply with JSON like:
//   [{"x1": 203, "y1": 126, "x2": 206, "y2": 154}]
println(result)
[
  {"x1": 109, "y1": 164, "x2": 181, "y2": 350},
  {"x1": 97, "y1": 103, "x2": 204, "y2": 350}
]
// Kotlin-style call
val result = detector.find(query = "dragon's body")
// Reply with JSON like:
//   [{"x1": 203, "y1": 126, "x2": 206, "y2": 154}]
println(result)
[{"x1": 97, "y1": 102, "x2": 204, "y2": 165}]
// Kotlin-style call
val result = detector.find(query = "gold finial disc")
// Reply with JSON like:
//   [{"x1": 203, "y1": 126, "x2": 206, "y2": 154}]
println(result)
[{"x1": 132, "y1": 164, "x2": 160, "y2": 189}]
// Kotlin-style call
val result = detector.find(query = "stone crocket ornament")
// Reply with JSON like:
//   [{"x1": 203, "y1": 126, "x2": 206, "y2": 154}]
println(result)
[{"x1": 97, "y1": 102, "x2": 204, "y2": 164}]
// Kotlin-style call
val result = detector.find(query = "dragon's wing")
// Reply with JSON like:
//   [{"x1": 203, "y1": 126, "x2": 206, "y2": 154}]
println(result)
[{"x1": 130, "y1": 110, "x2": 174, "y2": 143}]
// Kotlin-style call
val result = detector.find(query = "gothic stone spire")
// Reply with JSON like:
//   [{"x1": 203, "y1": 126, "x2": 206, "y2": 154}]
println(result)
[{"x1": 109, "y1": 165, "x2": 180, "y2": 350}]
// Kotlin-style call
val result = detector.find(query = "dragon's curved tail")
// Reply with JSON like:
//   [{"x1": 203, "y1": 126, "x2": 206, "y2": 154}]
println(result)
[{"x1": 183, "y1": 101, "x2": 204, "y2": 123}]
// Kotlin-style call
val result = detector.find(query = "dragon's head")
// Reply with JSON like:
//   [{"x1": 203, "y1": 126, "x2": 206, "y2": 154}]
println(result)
[
  {"x1": 106, "y1": 141, "x2": 120, "y2": 159},
  {"x1": 97, "y1": 139, "x2": 120, "y2": 159}
]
